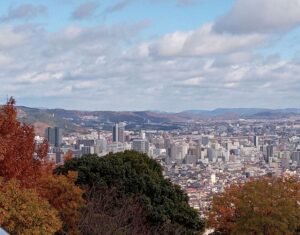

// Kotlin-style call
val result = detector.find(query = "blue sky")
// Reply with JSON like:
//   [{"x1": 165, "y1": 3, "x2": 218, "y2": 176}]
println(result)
[{"x1": 1, "y1": 0, "x2": 300, "y2": 111}]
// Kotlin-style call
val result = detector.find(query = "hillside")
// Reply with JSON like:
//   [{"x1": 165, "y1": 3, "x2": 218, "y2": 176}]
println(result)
[{"x1": 17, "y1": 106, "x2": 300, "y2": 136}]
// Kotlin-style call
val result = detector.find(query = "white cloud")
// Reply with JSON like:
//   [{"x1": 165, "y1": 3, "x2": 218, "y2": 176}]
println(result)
[
  {"x1": 0, "y1": 55, "x2": 12, "y2": 66},
  {"x1": 225, "y1": 66, "x2": 250, "y2": 82},
  {"x1": 148, "y1": 24, "x2": 266, "y2": 57},
  {"x1": 214, "y1": 0, "x2": 300, "y2": 34},
  {"x1": 0, "y1": 16, "x2": 299, "y2": 110},
  {"x1": 0, "y1": 26, "x2": 25, "y2": 48},
  {"x1": 181, "y1": 77, "x2": 204, "y2": 86}
]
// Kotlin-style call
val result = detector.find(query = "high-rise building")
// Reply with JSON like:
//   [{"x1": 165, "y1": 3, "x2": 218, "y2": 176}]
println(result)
[
  {"x1": 45, "y1": 127, "x2": 54, "y2": 145},
  {"x1": 207, "y1": 148, "x2": 217, "y2": 162},
  {"x1": 292, "y1": 151, "x2": 300, "y2": 165},
  {"x1": 112, "y1": 123, "x2": 118, "y2": 142},
  {"x1": 170, "y1": 142, "x2": 188, "y2": 162},
  {"x1": 45, "y1": 127, "x2": 62, "y2": 147},
  {"x1": 264, "y1": 145, "x2": 273, "y2": 163},
  {"x1": 140, "y1": 130, "x2": 146, "y2": 140},
  {"x1": 132, "y1": 139, "x2": 149, "y2": 154},
  {"x1": 253, "y1": 135, "x2": 259, "y2": 147},
  {"x1": 113, "y1": 122, "x2": 125, "y2": 143}
]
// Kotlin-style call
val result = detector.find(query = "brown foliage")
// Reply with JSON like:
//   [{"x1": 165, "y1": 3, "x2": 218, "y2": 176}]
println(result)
[
  {"x1": 0, "y1": 98, "x2": 48, "y2": 187},
  {"x1": 0, "y1": 98, "x2": 85, "y2": 234},
  {"x1": 37, "y1": 172, "x2": 85, "y2": 235},
  {"x1": 0, "y1": 178, "x2": 62, "y2": 235},
  {"x1": 64, "y1": 150, "x2": 74, "y2": 162},
  {"x1": 207, "y1": 176, "x2": 300, "y2": 235}
]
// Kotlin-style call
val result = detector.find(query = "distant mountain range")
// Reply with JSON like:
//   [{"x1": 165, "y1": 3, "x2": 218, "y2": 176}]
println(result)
[
  {"x1": 16, "y1": 106, "x2": 300, "y2": 136},
  {"x1": 182, "y1": 108, "x2": 300, "y2": 116}
]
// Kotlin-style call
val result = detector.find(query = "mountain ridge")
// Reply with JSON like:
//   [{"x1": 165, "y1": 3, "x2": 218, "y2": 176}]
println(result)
[{"x1": 15, "y1": 106, "x2": 300, "y2": 136}]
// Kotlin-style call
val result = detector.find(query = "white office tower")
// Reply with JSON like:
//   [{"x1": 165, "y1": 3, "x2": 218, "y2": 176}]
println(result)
[
  {"x1": 211, "y1": 173, "x2": 216, "y2": 185},
  {"x1": 95, "y1": 138, "x2": 107, "y2": 154},
  {"x1": 140, "y1": 130, "x2": 146, "y2": 140},
  {"x1": 170, "y1": 142, "x2": 188, "y2": 162},
  {"x1": 224, "y1": 149, "x2": 230, "y2": 162},
  {"x1": 281, "y1": 155, "x2": 290, "y2": 171}
]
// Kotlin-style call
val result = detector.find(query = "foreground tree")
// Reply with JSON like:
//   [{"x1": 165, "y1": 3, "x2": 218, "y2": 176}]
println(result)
[
  {"x1": 0, "y1": 98, "x2": 48, "y2": 187},
  {"x1": 208, "y1": 176, "x2": 300, "y2": 235},
  {"x1": 37, "y1": 171, "x2": 85, "y2": 235},
  {"x1": 0, "y1": 98, "x2": 84, "y2": 234},
  {"x1": 79, "y1": 187, "x2": 150, "y2": 235},
  {"x1": 56, "y1": 151, "x2": 205, "y2": 234},
  {"x1": 0, "y1": 178, "x2": 62, "y2": 235}
]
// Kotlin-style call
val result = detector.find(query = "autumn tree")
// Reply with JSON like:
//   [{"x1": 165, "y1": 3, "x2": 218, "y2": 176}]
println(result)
[
  {"x1": 0, "y1": 98, "x2": 85, "y2": 234},
  {"x1": 36, "y1": 171, "x2": 85, "y2": 235},
  {"x1": 207, "y1": 176, "x2": 300, "y2": 235},
  {"x1": 64, "y1": 150, "x2": 74, "y2": 162},
  {"x1": 0, "y1": 97, "x2": 48, "y2": 187},
  {"x1": 0, "y1": 178, "x2": 62, "y2": 235}
]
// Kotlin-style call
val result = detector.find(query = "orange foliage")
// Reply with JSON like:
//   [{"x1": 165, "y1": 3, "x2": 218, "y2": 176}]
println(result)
[
  {"x1": 64, "y1": 150, "x2": 74, "y2": 162},
  {"x1": 0, "y1": 98, "x2": 85, "y2": 234},
  {"x1": 0, "y1": 98, "x2": 48, "y2": 187},
  {"x1": 37, "y1": 172, "x2": 85, "y2": 235},
  {"x1": 207, "y1": 176, "x2": 300, "y2": 235},
  {"x1": 0, "y1": 178, "x2": 62, "y2": 235}
]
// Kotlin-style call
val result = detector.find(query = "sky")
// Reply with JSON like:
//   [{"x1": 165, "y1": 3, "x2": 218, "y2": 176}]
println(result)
[{"x1": 1, "y1": 0, "x2": 300, "y2": 111}]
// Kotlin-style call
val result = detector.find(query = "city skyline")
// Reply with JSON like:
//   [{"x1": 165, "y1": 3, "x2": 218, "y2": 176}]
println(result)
[{"x1": 1, "y1": 0, "x2": 300, "y2": 111}]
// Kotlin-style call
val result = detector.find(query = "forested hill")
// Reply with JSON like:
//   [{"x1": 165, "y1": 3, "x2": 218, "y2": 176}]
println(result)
[{"x1": 16, "y1": 106, "x2": 300, "y2": 136}]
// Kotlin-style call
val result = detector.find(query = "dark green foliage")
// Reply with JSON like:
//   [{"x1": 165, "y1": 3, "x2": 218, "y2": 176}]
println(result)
[{"x1": 56, "y1": 151, "x2": 204, "y2": 234}]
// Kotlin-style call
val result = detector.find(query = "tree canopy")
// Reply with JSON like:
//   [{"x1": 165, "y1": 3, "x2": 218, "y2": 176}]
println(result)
[
  {"x1": 56, "y1": 151, "x2": 205, "y2": 234},
  {"x1": 207, "y1": 176, "x2": 300, "y2": 235},
  {"x1": 0, "y1": 98, "x2": 48, "y2": 187},
  {"x1": 0, "y1": 98, "x2": 84, "y2": 234},
  {"x1": 0, "y1": 178, "x2": 62, "y2": 235}
]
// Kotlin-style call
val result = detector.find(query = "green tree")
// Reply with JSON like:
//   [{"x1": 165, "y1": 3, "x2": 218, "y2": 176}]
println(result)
[
  {"x1": 56, "y1": 151, "x2": 204, "y2": 234},
  {"x1": 208, "y1": 176, "x2": 300, "y2": 235}
]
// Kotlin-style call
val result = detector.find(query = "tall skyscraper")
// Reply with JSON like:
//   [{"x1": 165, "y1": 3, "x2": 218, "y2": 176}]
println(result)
[
  {"x1": 264, "y1": 145, "x2": 273, "y2": 163},
  {"x1": 113, "y1": 122, "x2": 125, "y2": 143},
  {"x1": 253, "y1": 135, "x2": 259, "y2": 147},
  {"x1": 45, "y1": 127, "x2": 62, "y2": 147},
  {"x1": 112, "y1": 123, "x2": 118, "y2": 142},
  {"x1": 118, "y1": 123, "x2": 125, "y2": 143}
]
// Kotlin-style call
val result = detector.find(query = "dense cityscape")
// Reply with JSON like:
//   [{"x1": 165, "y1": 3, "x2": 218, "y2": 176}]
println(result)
[
  {"x1": 41, "y1": 116, "x2": 300, "y2": 217},
  {"x1": 2, "y1": 0, "x2": 300, "y2": 233}
]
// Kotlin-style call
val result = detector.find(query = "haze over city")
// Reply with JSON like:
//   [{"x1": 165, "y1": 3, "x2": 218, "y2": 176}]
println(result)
[{"x1": 1, "y1": 0, "x2": 300, "y2": 111}]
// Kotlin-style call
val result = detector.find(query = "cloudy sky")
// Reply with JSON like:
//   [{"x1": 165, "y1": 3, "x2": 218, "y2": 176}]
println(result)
[{"x1": 1, "y1": 0, "x2": 300, "y2": 111}]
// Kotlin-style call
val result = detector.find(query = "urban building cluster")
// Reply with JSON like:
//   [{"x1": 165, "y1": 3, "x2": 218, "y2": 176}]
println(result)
[{"x1": 37, "y1": 119, "x2": 300, "y2": 214}]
